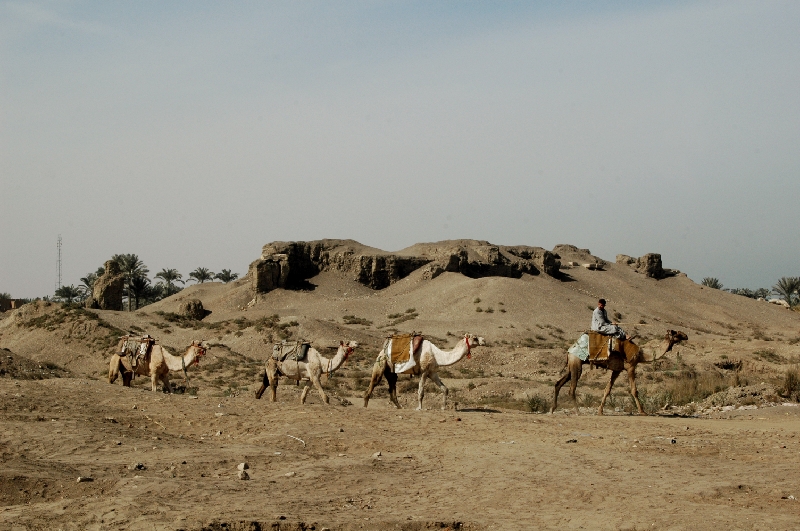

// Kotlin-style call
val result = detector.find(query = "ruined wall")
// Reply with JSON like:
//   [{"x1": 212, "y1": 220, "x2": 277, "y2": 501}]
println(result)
[
  {"x1": 248, "y1": 239, "x2": 561, "y2": 294},
  {"x1": 85, "y1": 260, "x2": 124, "y2": 310}
]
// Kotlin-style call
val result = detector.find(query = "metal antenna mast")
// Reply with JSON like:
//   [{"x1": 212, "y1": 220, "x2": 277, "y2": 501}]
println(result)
[{"x1": 56, "y1": 235, "x2": 62, "y2": 291}]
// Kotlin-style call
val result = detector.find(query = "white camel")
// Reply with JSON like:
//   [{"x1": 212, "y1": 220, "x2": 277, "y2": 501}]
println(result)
[
  {"x1": 254, "y1": 341, "x2": 358, "y2": 405},
  {"x1": 363, "y1": 334, "x2": 485, "y2": 410},
  {"x1": 108, "y1": 340, "x2": 207, "y2": 393}
]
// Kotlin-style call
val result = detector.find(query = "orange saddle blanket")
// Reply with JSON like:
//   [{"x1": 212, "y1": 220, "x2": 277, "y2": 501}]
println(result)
[
  {"x1": 588, "y1": 331, "x2": 613, "y2": 361},
  {"x1": 388, "y1": 334, "x2": 423, "y2": 365}
]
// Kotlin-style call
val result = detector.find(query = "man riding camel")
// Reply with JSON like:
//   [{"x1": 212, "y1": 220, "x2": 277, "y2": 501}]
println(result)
[{"x1": 591, "y1": 299, "x2": 629, "y2": 340}]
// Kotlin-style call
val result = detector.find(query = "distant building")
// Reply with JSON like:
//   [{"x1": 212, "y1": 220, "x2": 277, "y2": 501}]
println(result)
[{"x1": 0, "y1": 299, "x2": 23, "y2": 312}]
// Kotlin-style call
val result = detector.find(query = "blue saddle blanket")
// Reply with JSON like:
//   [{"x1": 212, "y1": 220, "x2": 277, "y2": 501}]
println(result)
[{"x1": 568, "y1": 334, "x2": 590, "y2": 362}]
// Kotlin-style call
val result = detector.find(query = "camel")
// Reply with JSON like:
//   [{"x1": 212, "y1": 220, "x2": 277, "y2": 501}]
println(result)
[
  {"x1": 363, "y1": 334, "x2": 485, "y2": 410},
  {"x1": 551, "y1": 329, "x2": 688, "y2": 415},
  {"x1": 254, "y1": 341, "x2": 358, "y2": 405},
  {"x1": 108, "y1": 340, "x2": 207, "y2": 393}
]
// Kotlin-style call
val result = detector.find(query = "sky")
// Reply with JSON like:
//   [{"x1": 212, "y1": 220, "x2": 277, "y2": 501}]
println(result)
[{"x1": 1, "y1": 1, "x2": 799, "y2": 298}]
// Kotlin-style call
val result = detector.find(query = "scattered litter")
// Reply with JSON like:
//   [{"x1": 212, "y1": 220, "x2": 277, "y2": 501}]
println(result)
[
  {"x1": 287, "y1": 434, "x2": 305, "y2": 447},
  {"x1": 77, "y1": 476, "x2": 93, "y2": 483},
  {"x1": 128, "y1": 463, "x2": 146, "y2": 471},
  {"x1": 372, "y1": 451, "x2": 382, "y2": 458},
  {"x1": 238, "y1": 470, "x2": 249, "y2": 480},
  {"x1": 671, "y1": 439, "x2": 677, "y2": 444},
  {"x1": 237, "y1": 463, "x2": 249, "y2": 471},
  {"x1": 285, "y1": 472, "x2": 296, "y2": 477},
  {"x1": 566, "y1": 439, "x2": 577, "y2": 443}
]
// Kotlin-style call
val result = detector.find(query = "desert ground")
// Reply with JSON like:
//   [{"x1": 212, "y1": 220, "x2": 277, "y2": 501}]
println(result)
[{"x1": 1, "y1": 241, "x2": 799, "y2": 530}]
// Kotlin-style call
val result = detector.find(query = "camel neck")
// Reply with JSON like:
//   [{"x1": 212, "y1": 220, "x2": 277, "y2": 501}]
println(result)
[{"x1": 433, "y1": 338, "x2": 469, "y2": 367}]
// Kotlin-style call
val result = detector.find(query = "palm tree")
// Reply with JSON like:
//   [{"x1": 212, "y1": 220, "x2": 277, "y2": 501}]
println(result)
[
  {"x1": 701, "y1": 277, "x2": 723, "y2": 289},
  {"x1": 188, "y1": 267, "x2": 214, "y2": 284},
  {"x1": 79, "y1": 273, "x2": 97, "y2": 299},
  {"x1": 54, "y1": 285, "x2": 82, "y2": 304},
  {"x1": 155, "y1": 268, "x2": 184, "y2": 297},
  {"x1": 112, "y1": 254, "x2": 150, "y2": 311},
  {"x1": 215, "y1": 269, "x2": 239, "y2": 283},
  {"x1": 128, "y1": 276, "x2": 152, "y2": 310},
  {"x1": 773, "y1": 277, "x2": 800, "y2": 308}
]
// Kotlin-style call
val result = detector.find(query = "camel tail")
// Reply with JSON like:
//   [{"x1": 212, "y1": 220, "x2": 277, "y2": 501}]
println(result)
[
  {"x1": 254, "y1": 367, "x2": 269, "y2": 399},
  {"x1": 108, "y1": 356, "x2": 120, "y2": 384}
]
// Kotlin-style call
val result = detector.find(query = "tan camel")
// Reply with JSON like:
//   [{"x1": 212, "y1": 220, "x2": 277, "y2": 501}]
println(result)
[
  {"x1": 108, "y1": 340, "x2": 207, "y2": 392},
  {"x1": 551, "y1": 336, "x2": 644, "y2": 415},
  {"x1": 363, "y1": 334, "x2": 485, "y2": 410},
  {"x1": 254, "y1": 341, "x2": 358, "y2": 405},
  {"x1": 551, "y1": 329, "x2": 688, "y2": 415}
]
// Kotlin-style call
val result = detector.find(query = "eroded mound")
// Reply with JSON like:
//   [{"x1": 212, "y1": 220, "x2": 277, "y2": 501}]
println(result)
[{"x1": 0, "y1": 348, "x2": 70, "y2": 380}]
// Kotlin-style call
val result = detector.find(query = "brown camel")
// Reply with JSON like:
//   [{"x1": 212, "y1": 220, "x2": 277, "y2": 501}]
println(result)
[
  {"x1": 551, "y1": 330, "x2": 687, "y2": 415},
  {"x1": 363, "y1": 334, "x2": 485, "y2": 410},
  {"x1": 552, "y1": 336, "x2": 644, "y2": 415},
  {"x1": 254, "y1": 341, "x2": 358, "y2": 405},
  {"x1": 108, "y1": 339, "x2": 206, "y2": 392}
]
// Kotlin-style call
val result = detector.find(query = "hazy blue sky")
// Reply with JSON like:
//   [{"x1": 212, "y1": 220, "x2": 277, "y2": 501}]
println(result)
[{"x1": 2, "y1": 1, "x2": 798, "y2": 298}]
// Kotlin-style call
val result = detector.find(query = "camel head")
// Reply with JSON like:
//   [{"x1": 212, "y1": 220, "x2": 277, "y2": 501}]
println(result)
[
  {"x1": 464, "y1": 334, "x2": 486, "y2": 359},
  {"x1": 189, "y1": 340, "x2": 209, "y2": 366},
  {"x1": 340, "y1": 340, "x2": 359, "y2": 360}
]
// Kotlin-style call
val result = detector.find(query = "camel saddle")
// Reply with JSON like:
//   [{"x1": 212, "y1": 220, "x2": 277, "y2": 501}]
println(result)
[
  {"x1": 272, "y1": 340, "x2": 311, "y2": 363},
  {"x1": 587, "y1": 331, "x2": 613, "y2": 362},
  {"x1": 388, "y1": 333, "x2": 423, "y2": 365},
  {"x1": 118, "y1": 335, "x2": 156, "y2": 372}
]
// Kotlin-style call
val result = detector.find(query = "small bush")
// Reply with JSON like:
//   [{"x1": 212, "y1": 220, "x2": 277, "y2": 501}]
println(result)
[
  {"x1": 473, "y1": 298, "x2": 481, "y2": 304},
  {"x1": 343, "y1": 315, "x2": 372, "y2": 326},
  {"x1": 526, "y1": 394, "x2": 550, "y2": 413},
  {"x1": 785, "y1": 367, "x2": 799, "y2": 400},
  {"x1": 754, "y1": 349, "x2": 784, "y2": 363}
]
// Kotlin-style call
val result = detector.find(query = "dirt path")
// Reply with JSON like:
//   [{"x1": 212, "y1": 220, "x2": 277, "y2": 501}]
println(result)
[{"x1": 1, "y1": 378, "x2": 799, "y2": 531}]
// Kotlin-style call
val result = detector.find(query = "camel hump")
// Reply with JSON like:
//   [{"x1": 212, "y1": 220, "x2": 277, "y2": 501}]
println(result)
[{"x1": 272, "y1": 340, "x2": 311, "y2": 362}]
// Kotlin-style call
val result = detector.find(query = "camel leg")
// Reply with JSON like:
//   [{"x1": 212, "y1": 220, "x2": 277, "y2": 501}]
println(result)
[
  {"x1": 161, "y1": 373, "x2": 172, "y2": 394},
  {"x1": 567, "y1": 361, "x2": 583, "y2": 413},
  {"x1": 551, "y1": 356, "x2": 582, "y2": 413},
  {"x1": 300, "y1": 382, "x2": 311, "y2": 404},
  {"x1": 387, "y1": 370, "x2": 401, "y2": 409},
  {"x1": 310, "y1": 373, "x2": 329, "y2": 404},
  {"x1": 254, "y1": 368, "x2": 269, "y2": 399},
  {"x1": 416, "y1": 373, "x2": 428, "y2": 410},
  {"x1": 263, "y1": 361, "x2": 280, "y2": 402},
  {"x1": 363, "y1": 361, "x2": 385, "y2": 408},
  {"x1": 430, "y1": 372, "x2": 449, "y2": 410},
  {"x1": 551, "y1": 372, "x2": 569, "y2": 413},
  {"x1": 151, "y1": 372, "x2": 159, "y2": 392},
  {"x1": 598, "y1": 370, "x2": 622, "y2": 416},
  {"x1": 627, "y1": 367, "x2": 646, "y2": 415},
  {"x1": 122, "y1": 370, "x2": 133, "y2": 387}
]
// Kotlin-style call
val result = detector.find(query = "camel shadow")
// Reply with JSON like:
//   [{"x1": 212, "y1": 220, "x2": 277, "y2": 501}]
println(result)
[{"x1": 456, "y1": 408, "x2": 502, "y2": 413}]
